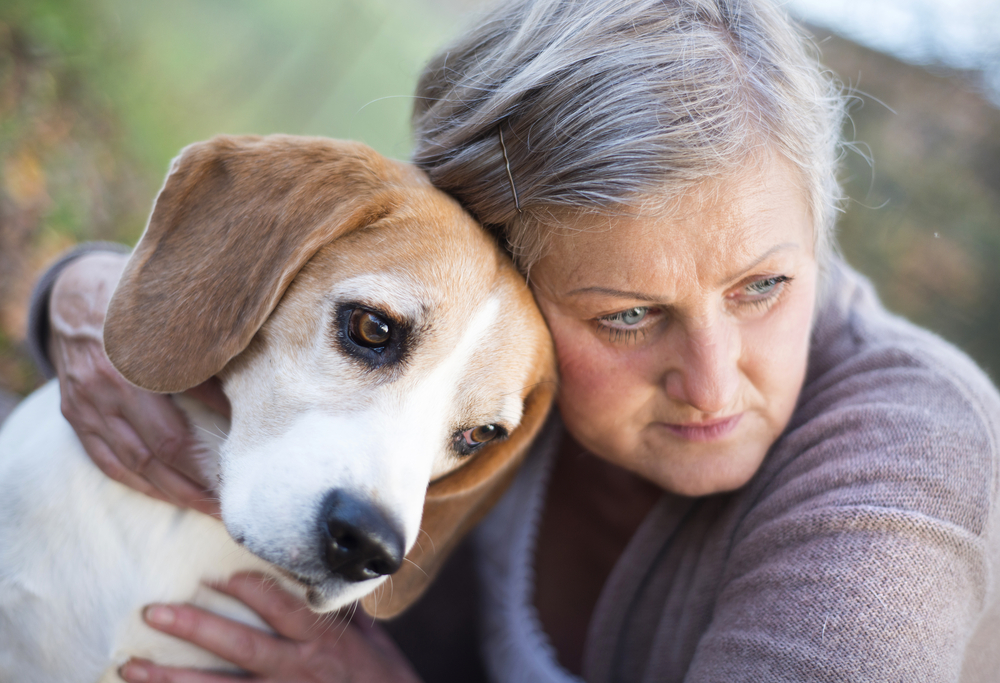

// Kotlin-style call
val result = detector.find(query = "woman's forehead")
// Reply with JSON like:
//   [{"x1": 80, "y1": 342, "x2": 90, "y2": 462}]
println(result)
[{"x1": 534, "y1": 158, "x2": 813, "y2": 294}]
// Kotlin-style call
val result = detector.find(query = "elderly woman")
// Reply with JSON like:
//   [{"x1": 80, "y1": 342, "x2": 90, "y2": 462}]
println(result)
[{"x1": 30, "y1": 0, "x2": 1000, "y2": 681}]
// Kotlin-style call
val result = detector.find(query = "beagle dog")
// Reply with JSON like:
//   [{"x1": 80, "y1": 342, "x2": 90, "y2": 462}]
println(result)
[{"x1": 0, "y1": 135, "x2": 555, "y2": 682}]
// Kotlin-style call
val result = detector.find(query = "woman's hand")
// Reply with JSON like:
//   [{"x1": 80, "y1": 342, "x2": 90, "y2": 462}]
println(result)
[
  {"x1": 118, "y1": 573, "x2": 423, "y2": 683},
  {"x1": 49, "y1": 252, "x2": 223, "y2": 515}
]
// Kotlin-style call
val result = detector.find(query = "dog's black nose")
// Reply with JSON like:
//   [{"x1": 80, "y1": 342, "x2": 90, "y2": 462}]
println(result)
[{"x1": 319, "y1": 490, "x2": 404, "y2": 582}]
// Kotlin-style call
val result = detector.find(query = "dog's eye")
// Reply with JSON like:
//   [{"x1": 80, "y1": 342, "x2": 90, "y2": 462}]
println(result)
[
  {"x1": 453, "y1": 424, "x2": 506, "y2": 456},
  {"x1": 334, "y1": 303, "x2": 411, "y2": 372},
  {"x1": 467, "y1": 425, "x2": 499, "y2": 444},
  {"x1": 348, "y1": 309, "x2": 391, "y2": 348}
]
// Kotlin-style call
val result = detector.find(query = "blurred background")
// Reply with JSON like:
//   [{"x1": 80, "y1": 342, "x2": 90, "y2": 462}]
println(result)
[{"x1": 0, "y1": 0, "x2": 998, "y2": 403}]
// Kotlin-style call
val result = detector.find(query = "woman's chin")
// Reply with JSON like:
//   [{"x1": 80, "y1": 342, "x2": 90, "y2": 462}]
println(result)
[{"x1": 638, "y1": 437, "x2": 770, "y2": 497}]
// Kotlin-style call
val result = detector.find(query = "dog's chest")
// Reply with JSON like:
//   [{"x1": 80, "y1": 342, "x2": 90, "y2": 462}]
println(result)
[{"x1": 0, "y1": 381, "x2": 273, "y2": 682}]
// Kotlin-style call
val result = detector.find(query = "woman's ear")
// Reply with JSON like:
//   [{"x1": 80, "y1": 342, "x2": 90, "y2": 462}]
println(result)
[
  {"x1": 104, "y1": 134, "x2": 400, "y2": 393},
  {"x1": 361, "y1": 351, "x2": 557, "y2": 620}
]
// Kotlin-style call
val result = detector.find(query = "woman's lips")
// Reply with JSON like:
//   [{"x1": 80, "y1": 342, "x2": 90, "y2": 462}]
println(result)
[{"x1": 660, "y1": 413, "x2": 743, "y2": 442}]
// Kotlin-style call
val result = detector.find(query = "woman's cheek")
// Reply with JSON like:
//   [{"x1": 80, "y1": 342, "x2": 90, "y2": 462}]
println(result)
[
  {"x1": 553, "y1": 329, "x2": 607, "y2": 405},
  {"x1": 744, "y1": 279, "x2": 816, "y2": 426},
  {"x1": 555, "y1": 328, "x2": 649, "y2": 431}
]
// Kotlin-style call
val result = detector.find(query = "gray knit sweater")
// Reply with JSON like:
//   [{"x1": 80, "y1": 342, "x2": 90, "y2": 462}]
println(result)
[{"x1": 476, "y1": 258, "x2": 1000, "y2": 683}]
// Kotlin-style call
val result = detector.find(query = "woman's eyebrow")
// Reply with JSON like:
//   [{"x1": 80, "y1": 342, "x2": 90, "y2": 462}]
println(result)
[
  {"x1": 566, "y1": 286, "x2": 663, "y2": 301},
  {"x1": 717, "y1": 241, "x2": 799, "y2": 287},
  {"x1": 566, "y1": 242, "x2": 801, "y2": 301}
]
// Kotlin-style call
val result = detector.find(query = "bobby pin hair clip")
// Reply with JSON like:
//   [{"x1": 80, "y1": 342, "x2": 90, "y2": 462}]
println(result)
[{"x1": 498, "y1": 124, "x2": 523, "y2": 215}]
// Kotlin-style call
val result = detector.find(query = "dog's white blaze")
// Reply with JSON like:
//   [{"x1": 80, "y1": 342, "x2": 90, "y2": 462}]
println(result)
[
  {"x1": 389, "y1": 294, "x2": 504, "y2": 518},
  {"x1": 221, "y1": 296, "x2": 502, "y2": 594}
]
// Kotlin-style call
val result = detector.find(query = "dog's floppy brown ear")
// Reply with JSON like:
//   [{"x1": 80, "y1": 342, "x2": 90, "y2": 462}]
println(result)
[
  {"x1": 105, "y1": 134, "x2": 397, "y2": 393},
  {"x1": 361, "y1": 356, "x2": 557, "y2": 619}
]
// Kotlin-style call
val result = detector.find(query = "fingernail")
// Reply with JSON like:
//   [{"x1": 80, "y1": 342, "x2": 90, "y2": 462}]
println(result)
[
  {"x1": 120, "y1": 662, "x2": 150, "y2": 682},
  {"x1": 144, "y1": 605, "x2": 175, "y2": 627}
]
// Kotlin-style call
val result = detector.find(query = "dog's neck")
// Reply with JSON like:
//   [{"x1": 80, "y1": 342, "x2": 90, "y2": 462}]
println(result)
[{"x1": 171, "y1": 393, "x2": 231, "y2": 494}]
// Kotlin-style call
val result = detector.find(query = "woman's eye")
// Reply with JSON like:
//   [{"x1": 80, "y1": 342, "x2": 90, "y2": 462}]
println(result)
[
  {"x1": 603, "y1": 306, "x2": 649, "y2": 327},
  {"x1": 348, "y1": 309, "x2": 391, "y2": 348},
  {"x1": 746, "y1": 276, "x2": 787, "y2": 296},
  {"x1": 595, "y1": 306, "x2": 658, "y2": 345},
  {"x1": 734, "y1": 275, "x2": 793, "y2": 311}
]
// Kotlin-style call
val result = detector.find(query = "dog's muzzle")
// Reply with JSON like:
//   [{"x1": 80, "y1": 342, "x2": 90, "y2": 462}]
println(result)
[{"x1": 318, "y1": 490, "x2": 404, "y2": 582}]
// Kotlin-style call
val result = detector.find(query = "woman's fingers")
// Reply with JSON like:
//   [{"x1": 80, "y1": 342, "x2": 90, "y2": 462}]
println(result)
[
  {"x1": 134, "y1": 453, "x2": 221, "y2": 516},
  {"x1": 78, "y1": 432, "x2": 171, "y2": 503},
  {"x1": 119, "y1": 658, "x2": 240, "y2": 683},
  {"x1": 72, "y1": 382, "x2": 216, "y2": 511},
  {"x1": 117, "y1": 391, "x2": 217, "y2": 487},
  {"x1": 53, "y1": 323, "x2": 219, "y2": 512},
  {"x1": 134, "y1": 585, "x2": 424, "y2": 683},
  {"x1": 209, "y1": 573, "x2": 333, "y2": 642},
  {"x1": 140, "y1": 604, "x2": 300, "y2": 677},
  {"x1": 48, "y1": 252, "x2": 224, "y2": 509},
  {"x1": 79, "y1": 413, "x2": 215, "y2": 512}
]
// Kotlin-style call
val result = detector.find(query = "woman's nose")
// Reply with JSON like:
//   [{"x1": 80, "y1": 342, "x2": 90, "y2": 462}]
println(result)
[{"x1": 665, "y1": 322, "x2": 740, "y2": 414}]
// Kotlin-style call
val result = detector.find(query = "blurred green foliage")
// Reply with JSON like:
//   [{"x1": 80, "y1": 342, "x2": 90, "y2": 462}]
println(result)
[{"x1": 0, "y1": 1, "x2": 998, "y2": 398}]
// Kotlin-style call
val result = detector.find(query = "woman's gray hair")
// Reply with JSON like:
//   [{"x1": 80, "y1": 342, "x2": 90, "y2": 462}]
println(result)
[{"x1": 411, "y1": 0, "x2": 846, "y2": 271}]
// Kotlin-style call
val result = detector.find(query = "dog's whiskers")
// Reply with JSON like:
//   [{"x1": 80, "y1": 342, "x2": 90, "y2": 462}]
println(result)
[
  {"x1": 315, "y1": 605, "x2": 348, "y2": 639},
  {"x1": 402, "y1": 557, "x2": 428, "y2": 578},
  {"x1": 497, "y1": 378, "x2": 559, "y2": 400},
  {"x1": 417, "y1": 527, "x2": 437, "y2": 555},
  {"x1": 326, "y1": 601, "x2": 359, "y2": 646},
  {"x1": 194, "y1": 421, "x2": 228, "y2": 439},
  {"x1": 193, "y1": 423, "x2": 227, "y2": 441}
]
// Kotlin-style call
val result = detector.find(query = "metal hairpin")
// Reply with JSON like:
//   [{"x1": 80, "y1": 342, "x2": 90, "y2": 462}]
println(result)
[{"x1": 498, "y1": 125, "x2": 523, "y2": 215}]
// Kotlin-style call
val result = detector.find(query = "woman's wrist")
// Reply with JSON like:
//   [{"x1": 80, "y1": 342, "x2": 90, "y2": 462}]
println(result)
[
  {"x1": 49, "y1": 252, "x2": 127, "y2": 344},
  {"x1": 26, "y1": 242, "x2": 130, "y2": 378}
]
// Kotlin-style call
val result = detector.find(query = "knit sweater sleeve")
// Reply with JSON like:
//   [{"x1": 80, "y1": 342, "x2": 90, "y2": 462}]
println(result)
[
  {"x1": 685, "y1": 335, "x2": 1000, "y2": 682},
  {"x1": 25, "y1": 242, "x2": 131, "y2": 378}
]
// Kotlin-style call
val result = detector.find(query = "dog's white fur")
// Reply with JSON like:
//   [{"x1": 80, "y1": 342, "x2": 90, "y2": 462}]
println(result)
[
  {"x1": 0, "y1": 136, "x2": 553, "y2": 682},
  {"x1": 0, "y1": 384, "x2": 270, "y2": 680}
]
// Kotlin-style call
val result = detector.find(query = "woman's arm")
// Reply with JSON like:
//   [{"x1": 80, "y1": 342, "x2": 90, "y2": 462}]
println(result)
[
  {"x1": 683, "y1": 361, "x2": 999, "y2": 682},
  {"x1": 40, "y1": 248, "x2": 222, "y2": 514}
]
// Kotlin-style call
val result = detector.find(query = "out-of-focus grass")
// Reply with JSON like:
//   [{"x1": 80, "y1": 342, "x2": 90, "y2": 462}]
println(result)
[{"x1": 1, "y1": 0, "x2": 144, "y2": 393}]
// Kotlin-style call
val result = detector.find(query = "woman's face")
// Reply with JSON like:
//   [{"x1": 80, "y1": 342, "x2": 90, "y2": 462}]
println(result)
[{"x1": 530, "y1": 157, "x2": 818, "y2": 496}]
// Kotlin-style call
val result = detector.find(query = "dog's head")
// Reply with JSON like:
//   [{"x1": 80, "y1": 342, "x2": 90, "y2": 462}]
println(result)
[{"x1": 104, "y1": 135, "x2": 555, "y2": 618}]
